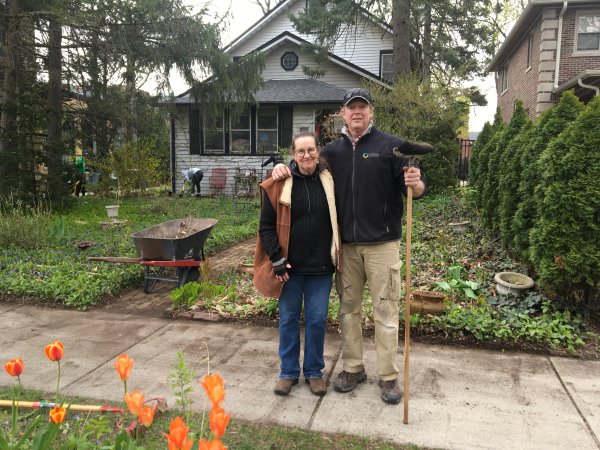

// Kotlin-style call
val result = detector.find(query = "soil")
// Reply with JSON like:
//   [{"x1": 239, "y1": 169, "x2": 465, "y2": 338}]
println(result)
[{"x1": 4, "y1": 237, "x2": 600, "y2": 360}]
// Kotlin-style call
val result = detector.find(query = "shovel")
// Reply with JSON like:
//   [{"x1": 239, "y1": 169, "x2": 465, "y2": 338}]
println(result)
[{"x1": 393, "y1": 140, "x2": 434, "y2": 424}]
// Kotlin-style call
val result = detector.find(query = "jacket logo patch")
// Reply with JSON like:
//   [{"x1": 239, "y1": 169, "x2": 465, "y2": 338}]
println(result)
[{"x1": 362, "y1": 152, "x2": 380, "y2": 158}]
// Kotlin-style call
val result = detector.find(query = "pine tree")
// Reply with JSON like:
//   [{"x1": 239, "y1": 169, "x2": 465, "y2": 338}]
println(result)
[
  {"x1": 497, "y1": 119, "x2": 533, "y2": 249},
  {"x1": 529, "y1": 97, "x2": 600, "y2": 305},
  {"x1": 480, "y1": 102, "x2": 527, "y2": 232},
  {"x1": 512, "y1": 91, "x2": 584, "y2": 261}
]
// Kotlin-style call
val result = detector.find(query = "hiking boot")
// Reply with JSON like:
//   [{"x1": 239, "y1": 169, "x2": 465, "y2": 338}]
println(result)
[
  {"x1": 274, "y1": 378, "x2": 298, "y2": 396},
  {"x1": 333, "y1": 369, "x2": 367, "y2": 393},
  {"x1": 379, "y1": 379, "x2": 402, "y2": 404},
  {"x1": 305, "y1": 377, "x2": 327, "y2": 396}
]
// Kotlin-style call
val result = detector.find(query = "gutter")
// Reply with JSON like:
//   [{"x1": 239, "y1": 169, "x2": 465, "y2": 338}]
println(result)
[
  {"x1": 554, "y1": 1, "x2": 568, "y2": 89},
  {"x1": 578, "y1": 78, "x2": 600, "y2": 96}
]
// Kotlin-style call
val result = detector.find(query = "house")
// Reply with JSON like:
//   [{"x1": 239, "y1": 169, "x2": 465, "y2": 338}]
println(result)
[
  {"x1": 169, "y1": 0, "x2": 393, "y2": 195},
  {"x1": 488, "y1": 0, "x2": 600, "y2": 122}
]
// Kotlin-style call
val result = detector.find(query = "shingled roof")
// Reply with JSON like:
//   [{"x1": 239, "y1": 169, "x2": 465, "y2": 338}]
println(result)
[{"x1": 173, "y1": 79, "x2": 348, "y2": 104}]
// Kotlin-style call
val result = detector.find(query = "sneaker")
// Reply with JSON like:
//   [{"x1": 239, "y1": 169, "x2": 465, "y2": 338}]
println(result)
[
  {"x1": 274, "y1": 378, "x2": 298, "y2": 396},
  {"x1": 305, "y1": 377, "x2": 327, "y2": 396},
  {"x1": 379, "y1": 379, "x2": 402, "y2": 404},
  {"x1": 333, "y1": 369, "x2": 367, "y2": 393}
]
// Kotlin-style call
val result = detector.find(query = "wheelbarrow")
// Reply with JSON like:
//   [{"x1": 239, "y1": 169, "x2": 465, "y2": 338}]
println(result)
[{"x1": 88, "y1": 218, "x2": 217, "y2": 293}]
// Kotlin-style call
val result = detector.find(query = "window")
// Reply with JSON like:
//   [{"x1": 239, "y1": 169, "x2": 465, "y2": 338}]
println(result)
[
  {"x1": 281, "y1": 52, "x2": 298, "y2": 71},
  {"x1": 526, "y1": 34, "x2": 533, "y2": 69},
  {"x1": 230, "y1": 108, "x2": 251, "y2": 154},
  {"x1": 380, "y1": 51, "x2": 394, "y2": 82},
  {"x1": 257, "y1": 107, "x2": 278, "y2": 155},
  {"x1": 500, "y1": 66, "x2": 508, "y2": 93},
  {"x1": 204, "y1": 113, "x2": 224, "y2": 154},
  {"x1": 576, "y1": 12, "x2": 600, "y2": 52}
]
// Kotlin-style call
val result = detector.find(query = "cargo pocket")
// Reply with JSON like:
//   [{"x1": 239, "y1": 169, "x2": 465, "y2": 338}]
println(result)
[{"x1": 388, "y1": 261, "x2": 402, "y2": 301}]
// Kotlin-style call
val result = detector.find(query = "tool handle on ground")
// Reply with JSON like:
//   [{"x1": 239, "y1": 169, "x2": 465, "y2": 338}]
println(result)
[
  {"x1": 0, "y1": 400, "x2": 123, "y2": 413},
  {"x1": 87, "y1": 257, "x2": 143, "y2": 264},
  {"x1": 403, "y1": 185, "x2": 413, "y2": 425}
]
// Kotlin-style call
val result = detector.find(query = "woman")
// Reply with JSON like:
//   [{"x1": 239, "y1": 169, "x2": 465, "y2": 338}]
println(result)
[{"x1": 254, "y1": 131, "x2": 340, "y2": 396}]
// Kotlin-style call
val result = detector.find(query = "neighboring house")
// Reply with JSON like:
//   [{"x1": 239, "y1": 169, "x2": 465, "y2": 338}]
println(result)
[
  {"x1": 488, "y1": 0, "x2": 600, "y2": 122},
  {"x1": 169, "y1": 0, "x2": 392, "y2": 195}
]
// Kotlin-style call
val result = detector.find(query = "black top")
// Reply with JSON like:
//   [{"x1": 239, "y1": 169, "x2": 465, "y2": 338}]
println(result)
[
  {"x1": 322, "y1": 126, "x2": 426, "y2": 244},
  {"x1": 259, "y1": 165, "x2": 334, "y2": 275}
]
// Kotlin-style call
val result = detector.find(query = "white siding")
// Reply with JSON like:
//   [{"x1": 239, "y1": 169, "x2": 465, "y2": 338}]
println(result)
[
  {"x1": 262, "y1": 43, "x2": 365, "y2": 89},
  {"x1": 292, "y1": 105, "x2": 314, "y2": 132},
  {"x1": 232, "y1": 0, "x2": 393, "y2": 76}
]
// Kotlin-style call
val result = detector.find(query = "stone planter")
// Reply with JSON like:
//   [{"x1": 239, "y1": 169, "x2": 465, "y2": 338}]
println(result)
[
  {"x1": 494, "y1": 272, "x2": 535, "y2": 295},
  {"x1": 237, "y1": 262, "x2": 254, "y2": 275},
  {"x1": 410, "y1": 290, "x2": 447, "y2": 316},
  {"x1": 105, "y1": 205, "x2": 120, "y2": 222},
  {"x1": 448, "y1": 221, "x2": 470, "y2": 233}
]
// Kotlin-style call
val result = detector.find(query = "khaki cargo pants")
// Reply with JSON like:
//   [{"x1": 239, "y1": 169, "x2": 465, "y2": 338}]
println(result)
[{"x1": 336, "y1": 241, "x2": 401, "y2": 381}]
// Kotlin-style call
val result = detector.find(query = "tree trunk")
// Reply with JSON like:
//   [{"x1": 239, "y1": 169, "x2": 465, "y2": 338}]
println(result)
[
  {"x1": 0, "y1": 0, "x2": 22, "y2": 195},
  {"x1": 46, "y1": 14, "x2": 63, "y2": 202},
  {"x1": 421, "y1": 5, "x2": 432, "y2": 80},
  {"x1": 392, "y1": 0, "x2": 412, "y2": 79}
]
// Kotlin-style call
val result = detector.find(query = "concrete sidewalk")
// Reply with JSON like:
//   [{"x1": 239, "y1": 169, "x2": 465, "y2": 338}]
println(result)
[{"x1": 2, "y1": 301, "x2": 600, "y2": 450}]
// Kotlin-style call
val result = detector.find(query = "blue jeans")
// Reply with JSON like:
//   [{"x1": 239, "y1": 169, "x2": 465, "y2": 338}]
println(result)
[{"x1": 278, "y1": 273, "x2": 332, "y2": 379}]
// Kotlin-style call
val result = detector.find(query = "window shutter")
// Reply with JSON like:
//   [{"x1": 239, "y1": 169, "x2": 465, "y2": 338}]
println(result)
[
  {"x1": 189, "y1": 107, "x2": 200, "y2": 155},
  {"x1": 279, "y1": 105, "x2": 293, "y2": 149}
]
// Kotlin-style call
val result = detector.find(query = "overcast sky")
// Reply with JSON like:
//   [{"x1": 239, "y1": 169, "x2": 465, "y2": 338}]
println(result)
[{"x1": 165, "y1": 0, "x2": 496, "y2": 132}]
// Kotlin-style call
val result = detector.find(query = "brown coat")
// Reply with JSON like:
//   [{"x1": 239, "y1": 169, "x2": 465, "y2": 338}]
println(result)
[{"x1": 253, "y1": 169, "x2": 340, "y2": 298}]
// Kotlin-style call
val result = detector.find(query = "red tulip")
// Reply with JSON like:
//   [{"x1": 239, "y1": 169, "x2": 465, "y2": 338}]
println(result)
[
  {"x1": 199, "y1": 439, "x2": 226, "y2": 450},
  {"x1": 209, "y1": 407, "x2": 231, "y2": 438},
  {"x1": 138, "y1": 405, "x2": 156, "y2": 427},
  {"x1": 5, "y1": 358, "x2": 24, "y2": 377},
  {"x1": 45, "y1": 341, "x2": 64, "y2": 362},
  {"x1": 113, "y1": 354, "x2": 133, "y2": 381},
  {"x1": 49, "y1": 406, "x2": 66, "y2": 424},
  {"x1": 200, "y1": 373, "x2": 225, "y2": 409},
  {"x1": 125, "y1": 390, "x2": 144, "y2": 417},
  {"x1": 163, "y1": 416, "x2": 194, "y2": 450}
]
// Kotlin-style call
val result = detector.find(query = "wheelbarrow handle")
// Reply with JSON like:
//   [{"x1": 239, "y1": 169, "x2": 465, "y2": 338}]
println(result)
[{"x1": 87, "y1": 257, "x2": 143, "y2": 264}]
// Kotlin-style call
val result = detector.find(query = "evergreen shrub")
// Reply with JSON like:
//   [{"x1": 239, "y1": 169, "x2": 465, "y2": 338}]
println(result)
[{"x1": 529, "y1": 97, "x2": 600, "y2": 306}]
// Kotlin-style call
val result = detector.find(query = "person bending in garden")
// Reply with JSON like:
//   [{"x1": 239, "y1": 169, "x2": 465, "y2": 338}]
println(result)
[
  {"x1": 254, "y1": 131, "x2": 341, "y2": 397},
  {"x1": 181, "y1": 167, "x2": 203, "y2": 196},
  {"x1": 272, "y1": 88, "x2": 426, "y2": 404}
]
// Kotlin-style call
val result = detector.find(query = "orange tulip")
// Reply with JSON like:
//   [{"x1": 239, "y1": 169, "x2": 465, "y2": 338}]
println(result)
[
  {"x1": 124, "y1": 390, "x2": 144, "y2": 417},
  {"x1": 199, "y1": 439, "x2": 226, "y2": 450},
  {"x1": 49, "y1": 406, "x2": 66, "y2": 424},
  {"x1": 113, "y1": 354, "x2": 133, "y2": 381},
  {"x1": 209, "y1": 407, "x2": 231, "y2": 439},
  {"x1": 5, "y1": 358, "x2": 24, "y2": 377},
  {"x1": 138, "y1": 405, "x2": 156, "y2": 427},
  {"x1": 163, "y1": 416, "x2": 194, "y2": 450},
  {"x1": 200, "y1": 373, "x2": 225, "y2": 409},
  {"x1": 45, "y1": 341, "x2": 64, "y2": 362}
]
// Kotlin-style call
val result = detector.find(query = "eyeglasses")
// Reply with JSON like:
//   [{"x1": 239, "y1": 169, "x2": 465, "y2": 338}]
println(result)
[{"x1": 294, "y1": 147, "x2": 318, "y2": 157}]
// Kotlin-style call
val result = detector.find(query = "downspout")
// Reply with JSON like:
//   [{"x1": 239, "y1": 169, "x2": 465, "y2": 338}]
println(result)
[
  {"x1": 554, "y1": 1, "x2": 568, "y2": 89},
  {"x1": 578, "y1": 78, "x2": 600, "y2": 96},
  {"x1": 170, "y1": 114, "x2": 176, "y2": 193}
]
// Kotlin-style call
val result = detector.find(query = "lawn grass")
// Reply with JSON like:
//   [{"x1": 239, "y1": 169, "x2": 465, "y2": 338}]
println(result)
[{"x1": 0, "y1": 387, "x2": 417, "y2": 449}]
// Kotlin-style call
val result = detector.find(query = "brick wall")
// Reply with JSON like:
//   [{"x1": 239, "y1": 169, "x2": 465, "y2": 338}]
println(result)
[
  {"x1": 558, "y1": 8, "x2": 600, "y2": 83},
  {"x1": 497, "y1": 13, "x2": 545, "y2": 122}
]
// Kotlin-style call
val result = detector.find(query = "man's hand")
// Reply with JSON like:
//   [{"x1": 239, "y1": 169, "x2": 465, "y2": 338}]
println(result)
[
  {"x1": 272, "y1": 163, "x2": 292, "y2": 181},
  {"x1": 403, "y1": 166, "x2": 425, "y2": 197}
]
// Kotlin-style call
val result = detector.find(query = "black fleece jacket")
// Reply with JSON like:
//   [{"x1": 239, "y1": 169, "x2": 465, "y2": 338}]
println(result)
[
  {"x1": 321, "y1": 126, "x2": 426, "y2": 244},
  {"x1": 258, "y1": 165, "x2": 334, "y2": 275}
]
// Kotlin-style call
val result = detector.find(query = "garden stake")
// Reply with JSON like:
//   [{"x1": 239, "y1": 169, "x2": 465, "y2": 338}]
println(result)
[
  {"x1": 393, "y1": 140, "x2": 434, "y2": 425},
  {"x1": 0, "y1": 399, "x2": 123, "y2": 413}
]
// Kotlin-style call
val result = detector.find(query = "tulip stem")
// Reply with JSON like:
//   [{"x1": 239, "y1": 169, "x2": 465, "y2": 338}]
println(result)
[
  {"x1": 55, "y1": 361, "x2": 61, "y2": 404},
  {"x1": 121, "y1": 380, "x2": 127, "y2": 431}
]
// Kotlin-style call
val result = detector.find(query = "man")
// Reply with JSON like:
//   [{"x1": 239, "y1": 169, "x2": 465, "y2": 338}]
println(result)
[
  {"x1": 272, "y1": 88, "x2": 426, "y2": 404},
  {"x1": 181, "y1": 168, "x2": 203, "y2": 196}
]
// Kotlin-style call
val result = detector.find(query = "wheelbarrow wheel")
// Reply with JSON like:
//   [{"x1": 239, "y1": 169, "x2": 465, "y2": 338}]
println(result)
[{"x1": 177, "y1": 267, "x2": 200, "y2": 287}]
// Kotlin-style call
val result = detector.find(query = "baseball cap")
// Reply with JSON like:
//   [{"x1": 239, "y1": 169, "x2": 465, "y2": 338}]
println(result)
[{"x1": 343, "y1": 88, "x2": 372, "y2": 106}]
